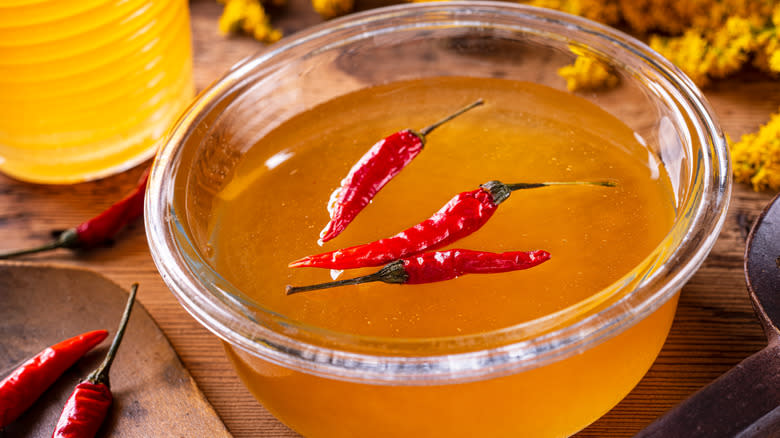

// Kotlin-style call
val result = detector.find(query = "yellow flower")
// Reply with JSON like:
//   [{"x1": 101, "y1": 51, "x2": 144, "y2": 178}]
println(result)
[
  {"x1": 649, "y1": 16, "x2": 758, "y2": 86},
  {"x1": 756, "y1": 27, "x2": 780, "y2": 72},
  {"x1": 619, "y1": 0, "x2": 690, "y2": 34},
  {"x1": 650, "y1": 31, "x2": 712, "y2": 86},
  {"x1": 774, "y1": 3, "x2": 780, "y2": 27},
  {"x1": 312, "y1": 0, "x2": 354, "y2": 19},
  {"x1": 558, "y1": 53, "x2": 619, "y2": 91},
  {"x1": 527, "y1": 0, "x2": 620, "y2": 24},
  {"x1": 769, "y1": 50, "x2": 780, "y2": 73},
  {"x1": 710, "y1": 17, "x2": 757, "y2": 78},
  {"x1": 219, "y1": 0, "x2": 249, "y2": 35},
  {"x1": 218, "y1": 0, "x2": 282, "y2": 44},
  {"x1": 731, "y1": 109, "x2": 780, "y2": 191}
]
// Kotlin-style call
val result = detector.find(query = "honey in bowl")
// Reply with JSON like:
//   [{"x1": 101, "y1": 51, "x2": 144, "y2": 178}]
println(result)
[{"x1": 206, "y1": 76, "x2": 678, "y2": 436}]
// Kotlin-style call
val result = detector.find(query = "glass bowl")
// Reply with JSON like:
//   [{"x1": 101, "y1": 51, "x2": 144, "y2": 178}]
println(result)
[{"x1": 146, "y1": 3, "x2": 730, "y2": 437}]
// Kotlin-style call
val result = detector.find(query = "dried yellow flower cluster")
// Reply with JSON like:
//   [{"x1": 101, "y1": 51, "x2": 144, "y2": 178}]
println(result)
[
  {"x1": 525, "y1": 0, "x2": 780, "y2": 191},
  {"x1": 312, "y1": 0, "x2": 355, "y2": 19},
  {"x1": 651, "y1": 12, "x2": 780, "y2": 86},
  {"x1": 610, "y1": 0, "x2": 774, "y2": 35},
  {"x1": 218, "y1": 0, "x2": 283, "y2": 44},
  {"x1": 526, "y1": 0, "x2": 780, "y2": 87},
  {"x1": 218, "y1": 0, "x2": 354, "y2": 43},
  {"x1": 527, "y1": 0, "x2": 775, "y2": 36},
  {"x1": 557, "y1": 51, "x2": 619, "y2": 91},
  {"x1": 527, "y1": 0, "x2": 620, "y2": 25},
  {"x1": 731, "y1": 111, "x2": 780, "y2": 191}
]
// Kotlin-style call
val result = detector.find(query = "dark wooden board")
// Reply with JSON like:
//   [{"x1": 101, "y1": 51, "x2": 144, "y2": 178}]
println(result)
[{"x1": 0, "y1": 263, "x2": 232, "y2": 438}]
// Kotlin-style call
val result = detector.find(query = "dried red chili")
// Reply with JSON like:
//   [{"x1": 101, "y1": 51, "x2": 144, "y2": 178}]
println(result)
[
  {"x1": 0, "y1": 169, "x2": 149, "y2": 259},
  {"x1": 52, "y1": 284, "x2": 137, "y2": 438},
  {"x1": 0, "y1": 330, "x2": 108, "y2": 427},
  {"x1": 290, "y1": 179, "x2": 614, "y2": 270},
  {"x1": 286, "y1": 249, "x2": 551, "y2": 294},
  {"x1": 319, "y1": 99, "x2": 484, "y2": 243}
]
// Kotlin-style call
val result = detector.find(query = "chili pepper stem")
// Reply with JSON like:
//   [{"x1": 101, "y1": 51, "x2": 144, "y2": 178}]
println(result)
[
  {"x1": 0, "y1": 229, "x2": 79, "y2": 260},
  {"x1": 418, "y1": 99, "x2": 484, "y2": 137},
  {"x1": 505, "y1": 181, "x2": 616, "y2": 191},
  {"x1": 86, "y1": 284, "x2": 137, "y2": 387},
  {"x1": 287, "y1": 261, "x2": 407, "y2": 295},
  {"x1": 482, "y1": 180, "x2": 616, "y2": 205}
]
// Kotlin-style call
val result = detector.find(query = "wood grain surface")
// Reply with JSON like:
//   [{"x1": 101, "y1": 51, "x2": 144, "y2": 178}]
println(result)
[
  {"x1": 0, "y1": 1, "x2": 777, "y2": 436},
  {"x1": 0, "y1": 263, "x2": 230, "y2": 438}
]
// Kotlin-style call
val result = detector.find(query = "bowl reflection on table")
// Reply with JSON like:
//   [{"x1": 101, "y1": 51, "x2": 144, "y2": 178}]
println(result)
[{"x1": 145, "y1": 3, "x2": 730, "y2": 437}]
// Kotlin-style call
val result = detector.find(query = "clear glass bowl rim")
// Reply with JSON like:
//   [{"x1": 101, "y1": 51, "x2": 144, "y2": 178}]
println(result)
[{"x1": 145, "y1": 1, "x2": 731, "y2": 384}]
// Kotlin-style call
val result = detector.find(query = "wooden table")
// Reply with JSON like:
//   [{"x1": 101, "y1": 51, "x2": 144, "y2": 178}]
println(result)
[{"x1": 2, "y1": 1, "x2": 778, "y2": 436}]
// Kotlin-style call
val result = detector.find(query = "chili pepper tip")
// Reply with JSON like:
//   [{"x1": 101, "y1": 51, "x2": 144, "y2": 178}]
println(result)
[{"x1": 288, "y1": 258, "x2": 310, "y2": 268}]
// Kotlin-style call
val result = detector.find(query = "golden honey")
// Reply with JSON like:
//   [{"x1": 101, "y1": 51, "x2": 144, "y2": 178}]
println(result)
[{"x1": 208, "y1": 77, "x2": 677, "y2": 437}]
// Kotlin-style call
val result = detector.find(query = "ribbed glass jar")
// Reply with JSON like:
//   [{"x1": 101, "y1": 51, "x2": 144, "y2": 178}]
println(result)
[{"x1": 0, "y1": 0, "x2": 193, "y2": 183}]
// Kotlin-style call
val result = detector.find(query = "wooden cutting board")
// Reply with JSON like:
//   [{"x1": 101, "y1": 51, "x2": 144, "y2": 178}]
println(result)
[{"x1": 0, "y1": 262, "x2": 232, "y2": 438}]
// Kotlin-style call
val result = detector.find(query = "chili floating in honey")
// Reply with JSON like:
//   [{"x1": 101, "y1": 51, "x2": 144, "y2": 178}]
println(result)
[
  {"x1": 0, "y1": 330, "x2": 108, "y2": 427},
  {"x1": 52, "y1": 284, "x2": 137, "y2": 438},
  {"x1": 0, "y1": 169, "x2": 149, "y2": 260},
  {"x1": 291, "y1": 180, "x2": 614, "y2": 270},
  {"x1": 319, "y1": 99, "x2": 484, "y2": 243},
  {"x1": 287, "y1": 249, "x2": 551, "y2": 294}
]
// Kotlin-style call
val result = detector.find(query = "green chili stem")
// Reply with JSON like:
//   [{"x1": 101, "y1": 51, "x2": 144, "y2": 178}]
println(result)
[
  {"x1": 0, "y1": 241, "x2": 63, "y2": 260},
  {"x1": 505, "y1": 180, "x2": 616, "y2": 191},
  {"x1": 287, "y1": 261, "x2": 407, "y2": 295},
  {"x1": 87, "y1": 283, "x2": 138, "y2": 387},
  {"x1": 286, "y1": 274, "x2": 382, "y2": 294},
  {"x1": 482, "y1": 180, "x2": 616, "y2": 205},
  {"x1": 419, "y1": 99, "x2": 484, "y2": 137},
  {"x1": 0, "y1": 229, "x2": 80, "y2": 260}
]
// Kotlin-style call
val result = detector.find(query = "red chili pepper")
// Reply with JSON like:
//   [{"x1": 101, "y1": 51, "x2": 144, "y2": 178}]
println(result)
[
  {"x1": 286, "y1": 249, "x2": 551, "y2": 294},
  {"x1": 319, "y1": 100, "x2": 484, "y2": 243},
  {"x1": 0, "y1": 169, "x2": 149, "y2": 260},
  {"x1": 52, "y1": 284, "x2": 137, "y2": 438},
  {"x1": 0, "y1": 330, "x2": 108, "y2": 427},
  {"x1": 51, "y1": 383, "x2": 111, "y2": 438},
  {"x1": 291, "y1": 180, "x2": 614, "y2": 270}
]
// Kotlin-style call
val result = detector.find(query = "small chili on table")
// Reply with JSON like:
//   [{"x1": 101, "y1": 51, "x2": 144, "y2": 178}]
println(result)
[
  {"x1": 0, "y1": 169, "x2": 149, "y2": 260},
  {"x1": 52, "y1": 283, "x2": 138, "y2": 438}
]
